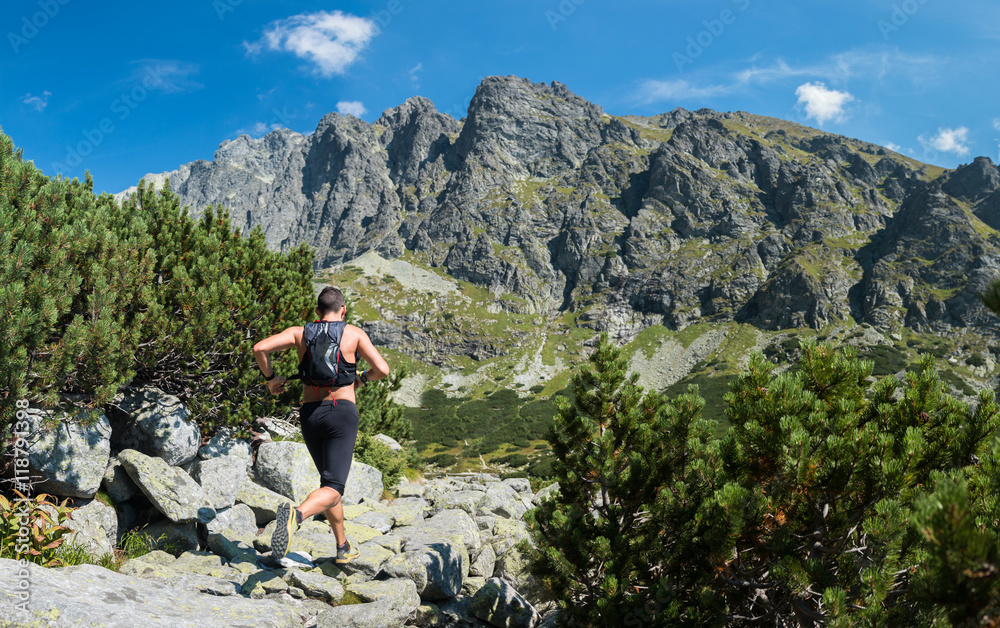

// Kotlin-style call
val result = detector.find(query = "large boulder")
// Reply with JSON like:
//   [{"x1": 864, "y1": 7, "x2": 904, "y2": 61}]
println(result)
[
  {"x1": 117, "y1": 449, "x2": 213, "y2": 523},
  {"x1": 0, "y1": 559, "x2": 301, "y2": 627},
  {"x1": 191, "y1": 456, "x2": 247, "y2": 510},
  {"x1": 7, "y1": 403, "x2": 111, "y2": 498},
  {"x1": 470, "y1": 578, "x2": 541, "y2": 628},
  {"x1": 343, "y1": 459, "x2": 383, "y2": 506},
  {"x1": 253, "y1": 441, "x2": 320, "y2": 503},
  {"x1": 108, "y1": 387, "x2": 200, "y2": 467}
]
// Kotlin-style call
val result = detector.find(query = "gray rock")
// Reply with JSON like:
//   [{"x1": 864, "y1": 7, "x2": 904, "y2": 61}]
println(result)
[
  {"x1": 490, "y1": 519, "x2": 530, "y2": 557},
  {"x1": 315, "y1": 599, "x2": 414, "y2": 628},
  {"x1": 433, "y1": 490, "x2": 487, "y2": 516},
  {"x1": 192, "y1": 455, "x2": 247, "y2": 510},
  {"x1": 501, "y1": 478, "x2": 532, "y2": 495},
  {"x1": 206, "y1": 533, "x2": 261, "y2": 573},
  {"x1": 108, "y1": 386, "x2": 200, "y2": 467},
  {"x1": 386, "y1": 497, "x2": 431, "y2": 526},
  {"x1": 117, "y1": 449, "x2": 213, "y2": 523},
  {"x1": 352, "y1": 510, "x2": 394, "y2": 534},
  {"x1": 374, "y1": 433, "x2": 404, "y2": 451},
  {"x1": 0, "y1": 558, "x2": 301, "y2": 626},
  {"x1": 398, "y1": 481, "x2": 426, "y2": 498},
  {"x1": 470, "y1": 543, "x2": 497, "y2": 578},
  {"x1": 381, "y1": 543, "x2": 465, "y2": 601},
  {"x1": 235, "y1": 476, "x2": 289, "y2": 526},
  {"x1": 470, "y1": 578, "x2": 541, "y2": 628},
  {"x1": 203, "y1": 503, "x2": 258, "y2": 540},
  {"x1": 286, "y1": 568, "x2": 345, "y2": 602},
  {"x1": 242, "y1": 569, "x2": 289, "y2": 596},
  {"x1": 480, "y1": 483, "x2": 527, "y2": 520},
  {"x1": 198, "y1": 427, "x2": 254, "y2": 472},
  {"x1": 253, "y1": 441, "x2": 320, "y2": 503},
  {"x1": 493, "y1": 545, "x2": 547, "y2": 607},
  {"x1": 10, "y1": 403, "x2": 111, "y2": 498},
  {"x1": 102, "y1": 456, "x2": 139, "y2": 503},
  {"x1": 119, "y1": 555, "x2": 244, "y2": 597},
  {"x1": 347, "y1": 577, "x2": 420, "y2": 614},
  {"x1": 64, "y1": 498, "x2": 118, "y2": 556},
  {"x1": 343, "y1": 459, "x2": 384, "y2": 506},
  {"x1": 338, "y1": 541, "x2": 396, "y2": 579}
]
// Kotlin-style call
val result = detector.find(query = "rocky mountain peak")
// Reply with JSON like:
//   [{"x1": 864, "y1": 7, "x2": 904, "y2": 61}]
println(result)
[
  {"x1": 120, "y1": 75, "x2": 1000, "y2": 341},
  {"x1": 943, "y1": 155, "x2": 1000, "y2": 200}
]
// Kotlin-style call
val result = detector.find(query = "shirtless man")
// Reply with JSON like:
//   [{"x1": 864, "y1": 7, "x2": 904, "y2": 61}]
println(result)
[{"x1": 253, "y1": 286, "x2": 389, "y2": 563}]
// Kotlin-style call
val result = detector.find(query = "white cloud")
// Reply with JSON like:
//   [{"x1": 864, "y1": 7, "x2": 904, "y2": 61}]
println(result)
[
  {"x1": 409, "y1": 62, "x2": 422, "y2": 83},
  {"x1": 920, "y1": 127, "x2": 970, "y2": 156},
  {"x1": 22, "y1": 91, "x2": 51, "y2": 112},
  {"x1": 251, "y1": 10, "x2": 375, "y2": 77},
  {"x1": 993, "y1": 118, "x2": 1000, "y2": 132},
  {"x1": 336, "y1": 101, "x2": 367, "y2": 117},
  {"x1": 885, "y1": 142, "x2": 902, "y2": 152},
  {"x1": 636, "y1": 79, "x2": 735, "y2": 103},
  {"x1": 794, "y1": 82, "x2": 855, "y2": 125}
]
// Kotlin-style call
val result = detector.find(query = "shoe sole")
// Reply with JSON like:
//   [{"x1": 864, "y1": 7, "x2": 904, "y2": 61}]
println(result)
[
  {"x1": 335, "y1": 548, "x2": 360, "y2": 564},
  {"x1": 272, "y1": 502, "x2": 294, "y2": 559}
]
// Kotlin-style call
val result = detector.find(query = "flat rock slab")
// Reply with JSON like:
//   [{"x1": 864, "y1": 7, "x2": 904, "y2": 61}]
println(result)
[
  {"x1": 118, "y1": 449, "x2": 213, "y2": 523},
  {"x1": 0, "y1": 559, "x2": 300, "y2": 627},
  {"x1": 316, "y1": 599, "x2": 413, "y2": 628}
]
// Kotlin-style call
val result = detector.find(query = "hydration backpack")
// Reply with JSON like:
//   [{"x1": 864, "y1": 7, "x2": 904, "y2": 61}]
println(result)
[{"x1": 294, "y1": 321, "x2": 356, "y2": 388}]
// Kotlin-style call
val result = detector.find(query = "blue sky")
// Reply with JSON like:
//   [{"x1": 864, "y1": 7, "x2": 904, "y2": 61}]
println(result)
[{"x1": 2, "y1": 0, "x2": 998, "y2": 194}]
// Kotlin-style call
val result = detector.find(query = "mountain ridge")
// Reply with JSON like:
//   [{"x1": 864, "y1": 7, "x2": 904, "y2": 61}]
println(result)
[{"x1": 116, "y1": 75, "x2": 1000, "y2": 346}]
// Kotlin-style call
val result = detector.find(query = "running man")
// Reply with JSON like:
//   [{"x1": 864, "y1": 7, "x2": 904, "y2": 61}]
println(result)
[{"x1": 252, "y1": 286, "x2": 389, "y2": 563}]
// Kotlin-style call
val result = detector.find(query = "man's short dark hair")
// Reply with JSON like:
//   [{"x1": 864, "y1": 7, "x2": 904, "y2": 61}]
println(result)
[{"x1": 317, "y1": 287, "x2": 346, "y2": 315}]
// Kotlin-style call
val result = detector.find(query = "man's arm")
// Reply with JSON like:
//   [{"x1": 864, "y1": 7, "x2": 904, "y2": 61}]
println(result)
[
  {"x1": 253, "y1": 327, "x2": 301, "y2": 394},
  {"x1": 353, "y1": 326, "x2": 389, "y2": 383}
]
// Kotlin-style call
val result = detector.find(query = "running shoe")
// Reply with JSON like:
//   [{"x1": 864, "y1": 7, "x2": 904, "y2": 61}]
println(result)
[
  {"x1": 272, "y1": 502, "x2": 297, "y2": 559},
  {"x1": 336, "y1": 540, "x2": 360, "y2": 564}
]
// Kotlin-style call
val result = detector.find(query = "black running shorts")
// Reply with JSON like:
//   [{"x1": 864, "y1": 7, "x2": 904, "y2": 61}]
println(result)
[{"x1": 299, "y1": 399, "x2": 359, "y2": 497}]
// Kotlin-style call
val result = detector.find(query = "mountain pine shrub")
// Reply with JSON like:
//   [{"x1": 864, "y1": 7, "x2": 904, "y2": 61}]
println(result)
[
  {"x1": 0, "y1": 129, "x2": 316, "y2": 435},
  {"x1": 529, "y1": 335, "x2": 1000, "y2": 626}
]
